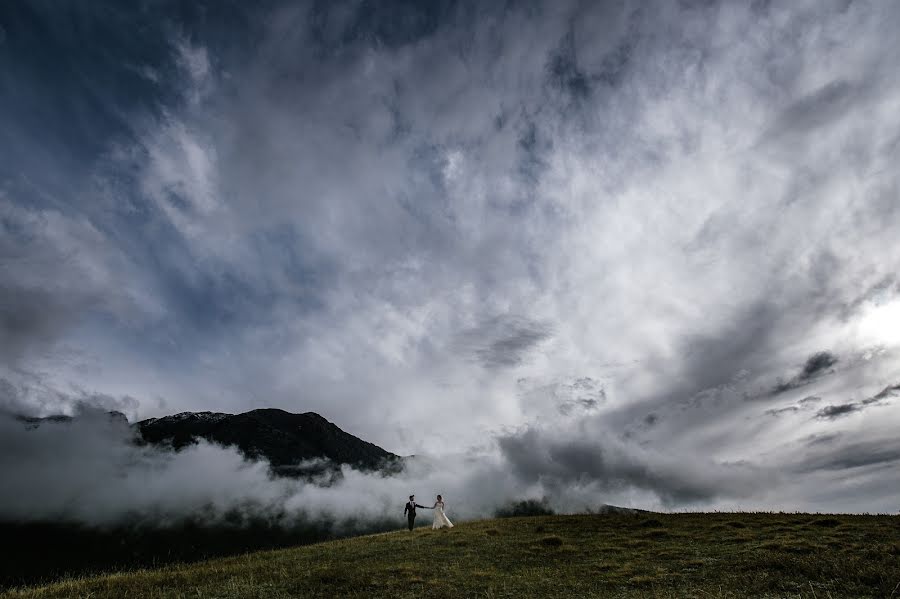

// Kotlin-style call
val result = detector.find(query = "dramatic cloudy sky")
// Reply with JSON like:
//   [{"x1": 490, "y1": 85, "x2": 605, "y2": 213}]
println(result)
[{"x1": 2, "y1": 0, "x2": 900, "y2": 516}]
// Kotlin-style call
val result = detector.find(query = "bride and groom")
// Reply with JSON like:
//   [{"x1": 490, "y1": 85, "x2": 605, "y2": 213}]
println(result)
[{"x1": 404, "y1": 494, "x2": 454, "y2": 530}]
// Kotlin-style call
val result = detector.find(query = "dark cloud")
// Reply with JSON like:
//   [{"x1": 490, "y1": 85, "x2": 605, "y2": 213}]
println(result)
[
  {"x1": 478, "y1": 328, "x2": 549, "y2": 368},
  {"x1": 602, "y1": 301, "x2": 790, "y2": 434},
  {"x1": 763, "y1": 395, "x2": 822, "y2": 418},
  {"x1": 765, "y1": 405, "x2": 799, "y2": 417},
  {"x1": 461, "y1": 316, "x2": 552, "y2": 370},
  {"x1": 678, "y1": 303, "x2": 783, "y2": 393},
  {"x1": 516, "y1": 121, "x2": 551, "y2": 187},
  {"x1": 870, "y1": 383, "x2": 900, "y2": 402},
  {"x1": 498, "y1": 428, "x2": 770, "y2": 505},
  {"x1": 557, "y1": 397, "x2": 601, "y2": 416},
  {"x1": 591, "y1": 36, "x2": 633, "y2": 88},
  {"x1": 766, "y1": 80, "x2": 863, "y2": 141},
  {"x1": 803, "y1": 432, "x2": 841, "y2": 447},
  {"x1": 813, "y1": 383, "x2": 899, "y2": 420},
  {"x1": 497, "y1": 427, "x2": 767, "y2": 505},
  {"x1": 546, "y1": 29, "x2": 592, "y2": 101},
  {"x1": 308, "y1": 0, "x2": 456, "y2": 51},
  {"x1": 557, "y1": 377, "x2": 606, "y2": 415},
  {"x1": 772, "y1": 351, "x2": 838, "y2": 395},
  {"x1": 800, "y1": 351, "x2": 838, "y2": 380},
  {"x1": 797, "y1": 440, "x2": 900, "y2": 472},
  {"x1": 816, "y1": 403, "x2": 860, "y2": 419}
]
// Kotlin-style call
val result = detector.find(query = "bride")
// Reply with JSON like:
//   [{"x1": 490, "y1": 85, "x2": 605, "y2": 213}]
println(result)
[{"x1": 431, "y1": 494, "x2": 454, "y2": 529}]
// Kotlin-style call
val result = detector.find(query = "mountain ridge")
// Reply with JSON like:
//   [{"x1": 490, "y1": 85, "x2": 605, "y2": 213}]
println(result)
[
  {"x1": 135, "y1": 408, "x2": 401, "y2": 475},
  {"x1": 17, "y1": 408, "x2": 401, "y2": 476}
]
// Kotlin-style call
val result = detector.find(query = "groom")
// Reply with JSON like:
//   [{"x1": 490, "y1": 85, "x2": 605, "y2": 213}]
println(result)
[{"x1": 404, "y1": 494, "x2": 427, "y2": 531}]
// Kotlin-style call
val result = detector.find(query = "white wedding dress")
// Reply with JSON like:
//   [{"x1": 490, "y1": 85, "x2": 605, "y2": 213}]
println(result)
[{"x1": 432, "y1": 501, "x2": 454, "y2": 529}]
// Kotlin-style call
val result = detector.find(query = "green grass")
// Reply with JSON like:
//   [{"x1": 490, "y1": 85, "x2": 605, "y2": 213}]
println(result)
[{"x1": 4, "y1": 513, "x2": 900, "y2": 598}]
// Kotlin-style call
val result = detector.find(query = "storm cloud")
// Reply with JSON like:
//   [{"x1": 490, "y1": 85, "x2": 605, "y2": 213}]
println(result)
[
  {"x1": 460, "y1": 316, "x2": 553, "y2": 370},
  {"x1": 815, "y1": 382, "x2": 900, "y2": 420},
  {"x1": 2, "y1": 0, "x2": 900, "y2": 517},
  {"x1": 496, "y1": 426, "x2": 771, "y2": 506},
  {"x1": 772, "y1": 351, "x2": 839, "y2": 395}
]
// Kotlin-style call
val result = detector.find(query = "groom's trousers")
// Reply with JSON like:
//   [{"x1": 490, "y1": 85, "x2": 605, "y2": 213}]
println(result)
[{"x1": 407, "y1": 514, "x2": 415, "y2": 531}]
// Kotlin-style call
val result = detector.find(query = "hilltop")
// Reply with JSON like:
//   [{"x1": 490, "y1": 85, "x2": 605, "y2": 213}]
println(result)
[
  {"x1": 135, "y1": 408, "x2": 400, "y2": 474},
  {"x1": 4, "y1": 512, "x2": 899, "y2": 598}
]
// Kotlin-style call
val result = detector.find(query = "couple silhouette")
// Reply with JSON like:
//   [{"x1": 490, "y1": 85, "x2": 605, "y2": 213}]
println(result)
[{"x1": 404, "y1": 494, "x2": 454, "y2": 530}]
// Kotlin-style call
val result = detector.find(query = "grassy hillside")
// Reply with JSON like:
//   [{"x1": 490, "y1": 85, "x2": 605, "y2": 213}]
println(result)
[
  {"x1": 0, "y1": 516, "x2": 399, "y2": 589},
  {"x1": 4, "y1": 512, "x2": 899, "y2": 598}
]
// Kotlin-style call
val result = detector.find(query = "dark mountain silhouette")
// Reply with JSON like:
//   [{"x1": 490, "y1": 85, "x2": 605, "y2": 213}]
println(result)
[
  {"x1": 16, "y1": 408, "x2": 400, "y2": 476},
  {"x1": 135, "y1": 408, "x2": 400, "y2": 475}
]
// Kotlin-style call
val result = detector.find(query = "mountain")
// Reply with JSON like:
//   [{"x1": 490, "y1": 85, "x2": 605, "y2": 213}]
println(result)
[{"x1": 134, "y1": 408, "x2": 400, "y2": 475}]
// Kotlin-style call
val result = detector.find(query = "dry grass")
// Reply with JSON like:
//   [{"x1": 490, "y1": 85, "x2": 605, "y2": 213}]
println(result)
[{"x1": 3, "y1": 512, "x2": 900, "y2": 598}]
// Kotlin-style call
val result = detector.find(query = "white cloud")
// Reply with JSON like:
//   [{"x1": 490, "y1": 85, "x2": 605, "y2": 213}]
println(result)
[{"x1": 175, "y1": 37, "x2": 212, "y2": 103}]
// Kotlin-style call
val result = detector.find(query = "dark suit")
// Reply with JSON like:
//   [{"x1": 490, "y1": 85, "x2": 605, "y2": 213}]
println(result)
[{"x1": 404, "y1": 501, "x2": 425, "y2": 530}]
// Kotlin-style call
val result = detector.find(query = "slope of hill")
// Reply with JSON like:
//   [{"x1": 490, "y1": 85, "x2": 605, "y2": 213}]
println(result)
[
  {"x1": 135, "y1": 408, "x2": 400, "y2": 474},
  {"x1": 5, "y1": 512, "x2": 899, "y2": 598}
]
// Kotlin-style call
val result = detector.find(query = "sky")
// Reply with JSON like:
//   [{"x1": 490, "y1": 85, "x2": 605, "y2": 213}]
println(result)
[{"x1": 1, "y1": 0, "x2": 900, "y2": 518}]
